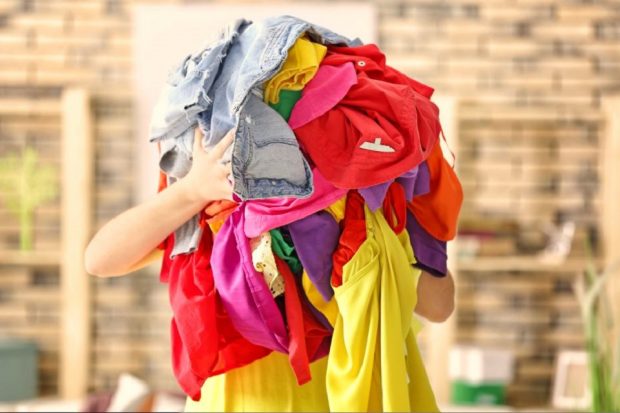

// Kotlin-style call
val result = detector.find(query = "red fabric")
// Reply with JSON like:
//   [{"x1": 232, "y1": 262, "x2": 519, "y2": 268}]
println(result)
[
  {"x1": 293, "y1": 44, "x2": 441, "y2": 189},
  {"x1": 277, "y1": 256, "x2": 311, "y2": 385},
  {"x1": 154, "y1": 139, "x2": 273, "y2": 401},
  {"x1": 275, "y1": 256, "x2": 332, "y2": 385},
  {"x1": 331, "y1": 191, "x2": 367, "y2": 287},
  {"x1": 409, "y1": 142, "x2": 463, "y2": 241},
  {"x1": 382, "y1": 182, "x2": 407, "y2": 234},
  {"x1": 325, "y1": 44, "x2": 435, "y2": 99},
  {"x1": 163, "y1": 226, "x2": 271, "y2": 401}
]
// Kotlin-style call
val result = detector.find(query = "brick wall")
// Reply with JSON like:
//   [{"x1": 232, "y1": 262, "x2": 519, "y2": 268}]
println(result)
[{"x1": 0, "y1": 0, "x2": 619, "y2": 405}]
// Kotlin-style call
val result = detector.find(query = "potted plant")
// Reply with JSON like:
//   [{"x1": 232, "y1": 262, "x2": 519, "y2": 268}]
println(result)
[{"x1": 574, "y1": 252, "x2": 620, "y2": 412}]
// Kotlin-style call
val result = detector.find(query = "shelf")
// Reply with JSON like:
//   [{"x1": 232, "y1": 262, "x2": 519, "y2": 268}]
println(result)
[
  {"x1": 456, "y1": 256, "x2": 598, "y2": 273},
  {"x1": 0, "y1": 250, "x2": 60, "y2": 267}
]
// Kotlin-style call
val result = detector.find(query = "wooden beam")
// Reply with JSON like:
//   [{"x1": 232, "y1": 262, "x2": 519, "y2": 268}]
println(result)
[
  {"x1": 59, "y1": 88, "x2": 93, "y2": 399},
  {"x1": 601, "y1": 95, "x2": 620, "y2": 347}
]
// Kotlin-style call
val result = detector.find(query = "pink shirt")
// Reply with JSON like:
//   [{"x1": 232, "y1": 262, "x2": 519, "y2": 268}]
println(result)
[
  {"x1": 288, "y1": 62, "x2": 358, "y2": 129},
  {"x1": 244, "y1": 168, "x2": 347, "y2": 238}
]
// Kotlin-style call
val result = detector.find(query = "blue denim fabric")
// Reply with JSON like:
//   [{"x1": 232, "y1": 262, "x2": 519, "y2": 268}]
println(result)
[
  {"x1": 150, "y1": 15, "x2": 357, "y2": 198},
  {"x1": 149, "y1": 18, "x2": 251, "y2": 145},
  {"x1": 150, "y1": 15, "x2": 359, "y2": 256}
]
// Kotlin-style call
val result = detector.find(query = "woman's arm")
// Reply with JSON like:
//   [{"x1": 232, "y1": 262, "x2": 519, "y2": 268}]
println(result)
[
  {"x1": 85, "y1": 128, "x2": 234, "y2": 277},
  {"x1": 414, "y1": 270, "x2": 455, "y2": 323}
]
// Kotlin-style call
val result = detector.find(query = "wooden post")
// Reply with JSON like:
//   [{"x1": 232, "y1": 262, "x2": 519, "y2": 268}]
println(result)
[
  {"x1": 423, "y1": 95, "x2": 460, "y2": 405},
  {"x1": 60, "y1": 88, "x2": 93, "y2": 399},
  {"x1": 601, "y1": 95, "x2": 620, "y2": 343}
]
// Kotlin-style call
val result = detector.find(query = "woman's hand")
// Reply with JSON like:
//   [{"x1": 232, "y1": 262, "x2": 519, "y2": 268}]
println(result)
[
  {"x1": 179, "y1": 127, "x2": 234, "y2": 203},
  {"x1": 415, "y1": 270, "x2": 455, "y2": 322},
  {"x1": 85, "y1": 127, "x2": 235, "y2": 277}
]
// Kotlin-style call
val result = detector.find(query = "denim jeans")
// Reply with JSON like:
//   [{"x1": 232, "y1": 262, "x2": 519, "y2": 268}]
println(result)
[
  {"x1": 152, "y1": 16, "x2": 359, "y2": 256},
  {"x1": 150, "y1": 15, "x2": 357, "y2": 199}
]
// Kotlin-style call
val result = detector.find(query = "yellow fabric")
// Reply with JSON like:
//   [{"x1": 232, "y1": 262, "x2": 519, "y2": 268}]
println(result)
[
  {"x1": 302, "y1": 271, "x2": 339, "y2": 327},
  {"x1": 326, "y1": 206, "x2": 438, "y2": 412},
  {"x1": 263, "y1": 36, "x2": 327, "y2": 104},
  {"x1": 190, "y1": 200, "x2": 437, "y2": 412},
  {"x1": 184, "y1": 352, "x2": 330, "y2": 412},
  {"x1": 324, "y1": 195, "x2": 347, "y2": 223}
]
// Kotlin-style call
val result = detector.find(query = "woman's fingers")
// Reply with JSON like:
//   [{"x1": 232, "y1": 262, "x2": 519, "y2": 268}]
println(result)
[
  {"x1": 208, "y1": 128, "x2": 235, "y2": 160},
  {"x1": 193, "y1": 127, "x2": 205, "y2": 155}
]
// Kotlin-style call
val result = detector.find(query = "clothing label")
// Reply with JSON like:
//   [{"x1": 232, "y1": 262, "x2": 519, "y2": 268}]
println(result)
[{"x1": 360, "y1": 138, "x2": 395, "y2": 153}]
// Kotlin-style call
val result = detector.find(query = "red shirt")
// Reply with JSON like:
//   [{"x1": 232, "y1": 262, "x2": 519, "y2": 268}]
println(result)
[{"x1": 293, "y1": 44, "x2": 441, "y2": 189}]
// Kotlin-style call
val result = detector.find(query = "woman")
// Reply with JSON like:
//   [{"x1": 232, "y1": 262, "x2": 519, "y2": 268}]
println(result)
[{"x1": 85, "y1": 127, "x2": 455, "y2": 411}]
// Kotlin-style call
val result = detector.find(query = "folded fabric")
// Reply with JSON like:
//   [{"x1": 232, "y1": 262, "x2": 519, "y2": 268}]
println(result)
[
  {"x1": 415, "y1": 161, "x2": 431, "y2": 196},
  {"x1": 264, "y1": 36, "x2": 327, "y2": 104},
  {"x1": 150, "y1": 16, "x2": 354, "y2": 200},
  {"x1": 298, "y1": 272, "x2": 336, "y2": 331},
  {"x1": 331, "y1": 191, "x2": 367, "y2": 288},
  {"x1": 381, "y1": 181, "x2": 408, "y2": 235},
  {"x1": 211, "y1": 205, "x2": 331, "y2": 384},
  {"x1": 302, "y1": 271, "x2": 339, "y2": 327},
  {"x1": 233, "y1": 93, "x2": 315, "y2": 200},
  {"x1": 359, "y1": 166, "x2": 420, "y2": 212},
  {"x1": 326, "y1": 204, "x2": 438, "y2": 412},
  {"x1": 211, "y1": 205, "x2": 289, "y2": 352},
  {"x1": 149, "y1": 18, "x2": 251, "y2": 143},
  {"x1": 407, "y1": 210, "x2": 448, "y2": 276},
  {"x1": 327, "y1": 43, "x2": 435, "y2": 98},
  {"x1": 289, "y1": 211, "x2": 341, "y2": 301},
  {"x1": 275, "y1": 256, "x2": 332, "y2": 385},
  {"x1": 408, "y1": 141, "x2": 463, "y2": 241},
  {"x1": 293, "y1": 44, "x2": 441, "y2": 189},
  {"x1": 288, "y1": 62, "x2": 358, "y2": 129},
  {"x1": 270, "y1": 228, "x2": 303, "y2": 275},
  {"x1": 324, "y1": 195, "x2": 347, "y2": 223},
  {"x1": 269, "y1": 89, "x2": 302, "y2": 120},
  {"x1": 244, "y1": 167, "x2": 347, "y2": 238},
  {"x1": 151, "y1": 17, "x2": 358, "y2": 259},
  {"x1": 383, "y1": 181, "x2": 448, "y2": 276}
]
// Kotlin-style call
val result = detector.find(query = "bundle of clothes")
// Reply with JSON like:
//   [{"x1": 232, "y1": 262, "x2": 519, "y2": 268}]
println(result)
[{"x1": 150, "y1": 15, "x2": 463, "y2": 412}]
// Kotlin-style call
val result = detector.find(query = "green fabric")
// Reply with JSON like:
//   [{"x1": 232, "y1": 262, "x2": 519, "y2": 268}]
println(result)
[
  {"x1": 270, "y1": 228, "x2": 303, "y2": 275},
  {"x1": 268, "y1": 89, "x2": 302, "y2": 121}
]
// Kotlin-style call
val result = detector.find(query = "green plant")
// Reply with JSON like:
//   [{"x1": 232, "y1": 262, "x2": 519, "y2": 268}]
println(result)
[
  {"x1": 0, "y1": 147, "x2": 58, "y2": 250},
  {"x1": 574, "y1": 249, "x2": 620, "y2": 412}
]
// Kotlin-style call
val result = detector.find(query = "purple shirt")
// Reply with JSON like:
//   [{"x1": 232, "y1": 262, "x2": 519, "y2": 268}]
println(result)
[{"x1": 359, "y1": 161, "x2": 431, "y2": 211}]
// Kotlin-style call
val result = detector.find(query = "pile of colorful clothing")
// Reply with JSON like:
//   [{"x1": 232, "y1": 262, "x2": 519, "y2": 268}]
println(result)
[{"x1": 150, "y1": 16, "x2": 463, "y2": 412}]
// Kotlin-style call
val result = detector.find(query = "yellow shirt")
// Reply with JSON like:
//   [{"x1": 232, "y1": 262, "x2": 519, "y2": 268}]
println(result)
[
  {"x1": 187, "y1": 202, "x2": 437, "y2": 412},
  {"x1": 263, "y1": 36, "x2": 327, "y2": 104},
  {"x1": 326, "y1": 205, "x2": 438, "y2": 412},
  {"x1": 185, "y1": 352, "x2": 330, "y2": 412},
  {"x1": 324, "y1": 195, "x2": 347, "y2": 223}
]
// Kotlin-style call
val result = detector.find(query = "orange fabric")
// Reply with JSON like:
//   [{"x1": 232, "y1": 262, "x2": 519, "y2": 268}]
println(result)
[
  {"x1": 409, "y1": 142, "x2": 463, "y2": 241},
  {"x1": 200, "y1": 200, "x2": 238, "y2": 228}
]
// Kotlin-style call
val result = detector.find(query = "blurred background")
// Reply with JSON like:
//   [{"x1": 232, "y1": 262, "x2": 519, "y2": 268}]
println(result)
[{"x1": 0, "y1": 0, "x2": 619, "y2": 412}]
